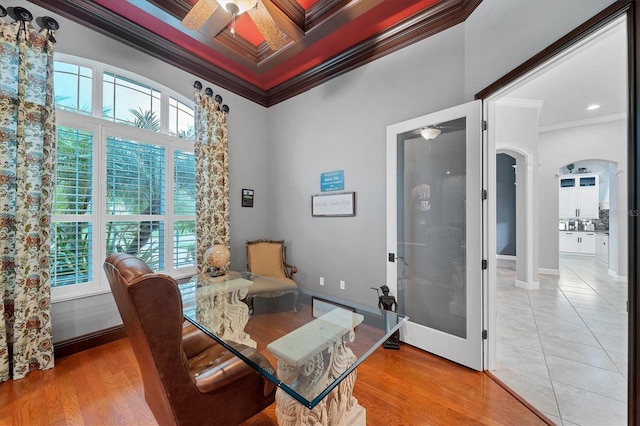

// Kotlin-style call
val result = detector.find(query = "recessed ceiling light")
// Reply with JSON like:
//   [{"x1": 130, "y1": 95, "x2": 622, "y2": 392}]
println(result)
[{"x1": 587, "y1": 104, "x2": 601, "y2": 110}]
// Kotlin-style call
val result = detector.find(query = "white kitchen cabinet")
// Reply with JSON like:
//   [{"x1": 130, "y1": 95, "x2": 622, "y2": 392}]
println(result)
[
  {"x1": 595, "y1": 233, "x2": 609, "y2": 263},
  {"x1": 559, "y1": 232, "x2": 580, "y2": 252},
  {"x1": 559, "y1": 231, "x2": 596, "y2": 254},
  {"x1": 559, "y1": 174, "x2": 599, "y2": 219},
  {"x1": 580, "y1": 233, "x2": 596, "y2": 254}
]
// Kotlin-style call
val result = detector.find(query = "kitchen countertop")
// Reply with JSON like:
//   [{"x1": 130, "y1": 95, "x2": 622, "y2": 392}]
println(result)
[{"x1": 559, "y1": 229, "x2": 609, "y2": 234}]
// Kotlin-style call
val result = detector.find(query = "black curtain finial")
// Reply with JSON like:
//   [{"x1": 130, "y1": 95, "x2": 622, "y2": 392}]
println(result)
[
  {"x1": 192, "y1": 82, "x2": 229, "y2": 113},
  {"x1": 3, "y1": 6, "x2": 60, "y2": 34},
  {"x1": 11, "y1": 6, "x2": 32, "y2": 22},
  {"x1": 39, "y1": 16, "x2": 59, "y2": 30}
]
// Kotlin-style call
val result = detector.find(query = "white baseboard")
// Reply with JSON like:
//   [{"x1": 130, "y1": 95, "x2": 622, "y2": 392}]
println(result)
[
  {"x1": 608, "y1": 269, "x2": 628, "y2": 283},
  {"x1": 539, "y1": 268, "x2": 560, "y2": 276},
  {"x1": 496, "y1": 255, "x2": 516, "y2": 261},
  {"x1": 515, "y1": 279, "x2": 540, "y2": 290}
]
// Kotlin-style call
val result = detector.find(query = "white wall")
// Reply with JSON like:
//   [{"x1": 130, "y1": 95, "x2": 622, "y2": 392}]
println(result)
[
  {"x1": 538, "y1": 119, "x2": 627, "y2": 276},
  {"x1": 495, "y1": 104, "x2": 540, "y2": 285},
  {"x1": 464, "y1": 0, "x2": 616, "y2": 99}
]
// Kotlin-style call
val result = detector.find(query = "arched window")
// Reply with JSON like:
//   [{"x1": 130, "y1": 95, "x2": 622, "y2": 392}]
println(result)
[{"x1": 51, "y1": 54, "x2": 196, "y2": 300}]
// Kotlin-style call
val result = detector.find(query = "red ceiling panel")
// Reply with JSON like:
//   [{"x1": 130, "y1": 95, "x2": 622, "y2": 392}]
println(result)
[{"x1": 32, "y1": 0, "x2": 481, "y2": 105}]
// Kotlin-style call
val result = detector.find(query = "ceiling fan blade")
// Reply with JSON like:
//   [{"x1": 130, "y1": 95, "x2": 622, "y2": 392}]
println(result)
[
  {"x1": 199, "y1": 7, "x2": 233, "y2": 39},
  {"x1": 259, "y1": 0, "x2": 303, "y2": 42},
  {"x1": 181, "y1": 0, "x2": 219, "y2": 31},
  {"x1": 182, "y1": 0, "x2": 232, "y2": 38},
  {"x1": 247, "y1": 0, "x2": 289, "y2": 50}
]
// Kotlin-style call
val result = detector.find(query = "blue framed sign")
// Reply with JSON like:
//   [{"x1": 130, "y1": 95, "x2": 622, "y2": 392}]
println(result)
[{"x1": 320, "y1": 170, "x2": 344, "y2": 192}]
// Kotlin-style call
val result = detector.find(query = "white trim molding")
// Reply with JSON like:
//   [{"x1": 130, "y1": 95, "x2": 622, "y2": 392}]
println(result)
[
  {"x1": 608, "y1": 269, "x2": 628, "y2": 283},
  {"x1": 496, "y1": 255, "x2": 516, "y2": 261},
  {"x1": 515, "y1": 279, "x2": 540, "y2": 290}
]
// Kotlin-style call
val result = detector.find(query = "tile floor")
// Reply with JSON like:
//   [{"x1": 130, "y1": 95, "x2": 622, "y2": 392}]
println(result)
[{"x1": 493, "y1": 254, "x2": 628, "y2": 426}]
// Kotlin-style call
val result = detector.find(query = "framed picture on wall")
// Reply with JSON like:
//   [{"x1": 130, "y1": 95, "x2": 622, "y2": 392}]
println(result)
[
  {"x1": 311, "y1": 192, "x2": 355, "y2": 217},
  {"x1": 242, "y1": 189, "x2": 254, "y2": 207}
]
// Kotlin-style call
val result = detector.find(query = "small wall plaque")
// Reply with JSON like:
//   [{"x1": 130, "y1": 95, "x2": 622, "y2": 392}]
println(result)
[
  {"x1": 242, "y1": 189, "x2": 254, "y2": 207},
  {"x1": 320, "y1": 170, "x2": 345, "y2": 192}
]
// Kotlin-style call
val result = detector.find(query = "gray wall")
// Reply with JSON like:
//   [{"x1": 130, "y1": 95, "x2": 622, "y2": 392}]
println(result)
[
  {"x1": 266, "y1": 27, "x2": 466, "y2": 305},
  {"x1": 16, "y1": 0, "x2": 618, "y2": 341},
  {"x1": 497, "y1": 154, "x2": 516, "y2": 255},
  {"x1": 265, "y1": 0, "x2": 615, "y2": 306}
]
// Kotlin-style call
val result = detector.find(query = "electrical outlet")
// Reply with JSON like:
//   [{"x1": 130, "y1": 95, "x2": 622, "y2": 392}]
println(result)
[
  {"x1": 340, "y1": 280, "x2": 345, "y2": 290},
  {"x1": 319, "y1": 277, "x2": 324, "y2": 286}
]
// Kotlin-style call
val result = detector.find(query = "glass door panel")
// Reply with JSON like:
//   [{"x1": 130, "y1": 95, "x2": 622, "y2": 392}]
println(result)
[{"x1": 386, "y1": 100, "x2": 483, "y2": 370}]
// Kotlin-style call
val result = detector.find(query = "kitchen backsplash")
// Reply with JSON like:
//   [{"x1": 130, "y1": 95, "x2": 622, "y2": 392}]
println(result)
[
  {"x1": 559, "y1": 209, "x2": 609, "y2": 231},
  {"x1": 596, "y1": 208, "x2": 609, "y2": 231}
]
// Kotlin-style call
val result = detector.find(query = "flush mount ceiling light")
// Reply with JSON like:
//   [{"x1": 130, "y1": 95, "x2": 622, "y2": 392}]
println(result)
[
  {"x1": 420, "y1": 127, "x2": 441, "y2": 140},
  {"x1": 587, "y1": 104, "x2": 601, "y2": 110},
  {"x1": 217, "y1": 0, "x2": 258, "y2": 15}
]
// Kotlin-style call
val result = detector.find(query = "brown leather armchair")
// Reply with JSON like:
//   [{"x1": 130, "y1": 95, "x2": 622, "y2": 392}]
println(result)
[{"x1": 104, "y1": 253, "x2": 275, "y2": 426}]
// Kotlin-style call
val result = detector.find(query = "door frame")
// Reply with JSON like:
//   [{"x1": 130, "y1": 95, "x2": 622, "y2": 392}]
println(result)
[
  {"x1": 475, "y1": 0, "x2": 638, "y2": 421},
  {"x1": 386, "y1": 100, "x2": 484, "y2": 371}
]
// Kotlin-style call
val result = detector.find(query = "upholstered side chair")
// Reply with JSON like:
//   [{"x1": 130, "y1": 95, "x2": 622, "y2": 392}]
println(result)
[
  {"x1": 104, "y1": 253, "x2": 276, "y2": 426},
  {"x1": 245, "y1": 239, "x2": 299, "y2": 315}
]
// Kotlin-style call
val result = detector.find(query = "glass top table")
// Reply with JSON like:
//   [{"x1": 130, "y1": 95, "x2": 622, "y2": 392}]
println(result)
[{"x1": 178, "y1": 271, "x2": 408, "y2": 418}]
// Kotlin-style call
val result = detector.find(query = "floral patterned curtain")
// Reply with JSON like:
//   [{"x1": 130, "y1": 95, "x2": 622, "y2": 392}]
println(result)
[
  {"x1": 0, "y1": 15, "x2": 57, "y2": 381},
  {"x1": 193, "y1": 84, "x2": 230, "y2": 273}
]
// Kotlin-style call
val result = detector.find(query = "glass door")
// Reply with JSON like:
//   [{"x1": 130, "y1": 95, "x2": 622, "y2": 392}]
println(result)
[{"x1": 386, "y1": 100, "x2": 484, "y2": 370}]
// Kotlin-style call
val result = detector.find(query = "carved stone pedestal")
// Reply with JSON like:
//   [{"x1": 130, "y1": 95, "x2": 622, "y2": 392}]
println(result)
[
  {"x1": 273, "y1": 352, "x2": 365, "y2": 425},
  {"x1": 267, "y1": 309, "x2": 365, "y2": 426},
  {"x1": 194, "y1": 273, "x2": 256, "y2": 348}
]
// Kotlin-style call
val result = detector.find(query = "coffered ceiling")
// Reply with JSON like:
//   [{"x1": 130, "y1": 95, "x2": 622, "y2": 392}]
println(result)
[{"x1": 29, "y1": 0, "x2": 481, "y2": 106}]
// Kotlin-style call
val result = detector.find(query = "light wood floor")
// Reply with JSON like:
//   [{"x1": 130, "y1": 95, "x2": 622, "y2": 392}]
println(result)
[{"x1": 0, "y1": 336, "x2": 549, "y2": 425}]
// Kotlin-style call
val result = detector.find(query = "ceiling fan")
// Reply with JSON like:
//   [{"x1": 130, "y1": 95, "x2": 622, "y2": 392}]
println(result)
[
  {"x1": 182, "y1": 0, "x2": 290, "y2": 50},
  {"x1": 418, "y1": 118, "x2": 467, "y2": 140}
]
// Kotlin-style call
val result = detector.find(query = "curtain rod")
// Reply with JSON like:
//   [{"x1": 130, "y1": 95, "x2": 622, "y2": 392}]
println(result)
[
  {"x1": 194, "y1": 81, "x2": 230, "y2": 113},
  {"x1": 0, "y1": 5, "x2": 60, "y2": 37}
]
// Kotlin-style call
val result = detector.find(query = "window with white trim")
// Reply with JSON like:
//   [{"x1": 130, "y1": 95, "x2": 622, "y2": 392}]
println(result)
[{"x1": 51, "y1": 55, "x2": 196, "y2": 301}]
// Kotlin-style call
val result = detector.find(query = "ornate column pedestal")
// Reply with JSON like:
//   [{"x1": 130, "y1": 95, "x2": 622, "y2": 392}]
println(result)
[
  {"x1": 195, "y1": 273, "x2": 256, "y2": 348},
  {"x1": 267, "y1": 309, "x2": 365, "y2": 426}
]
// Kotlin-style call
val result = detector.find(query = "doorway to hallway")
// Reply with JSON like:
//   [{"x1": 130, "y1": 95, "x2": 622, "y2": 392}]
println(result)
[
  {"x1": 486, "y1": 14, "x2": 628, "y2": 426},
  {"x1": 493, "y1": 255, "x2": 627, "y2": 425}
]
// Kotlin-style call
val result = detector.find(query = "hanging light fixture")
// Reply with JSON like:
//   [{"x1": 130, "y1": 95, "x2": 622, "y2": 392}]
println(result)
[
  {"x1": 218, "y1": 0, "x2": 258, "y2": 36},
  {"x1": 217, "y1": 0, "x2": 258, "y2": 15},
  {"x1": 420, "y1": 127, "x2": 441, "y2": 140}
]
